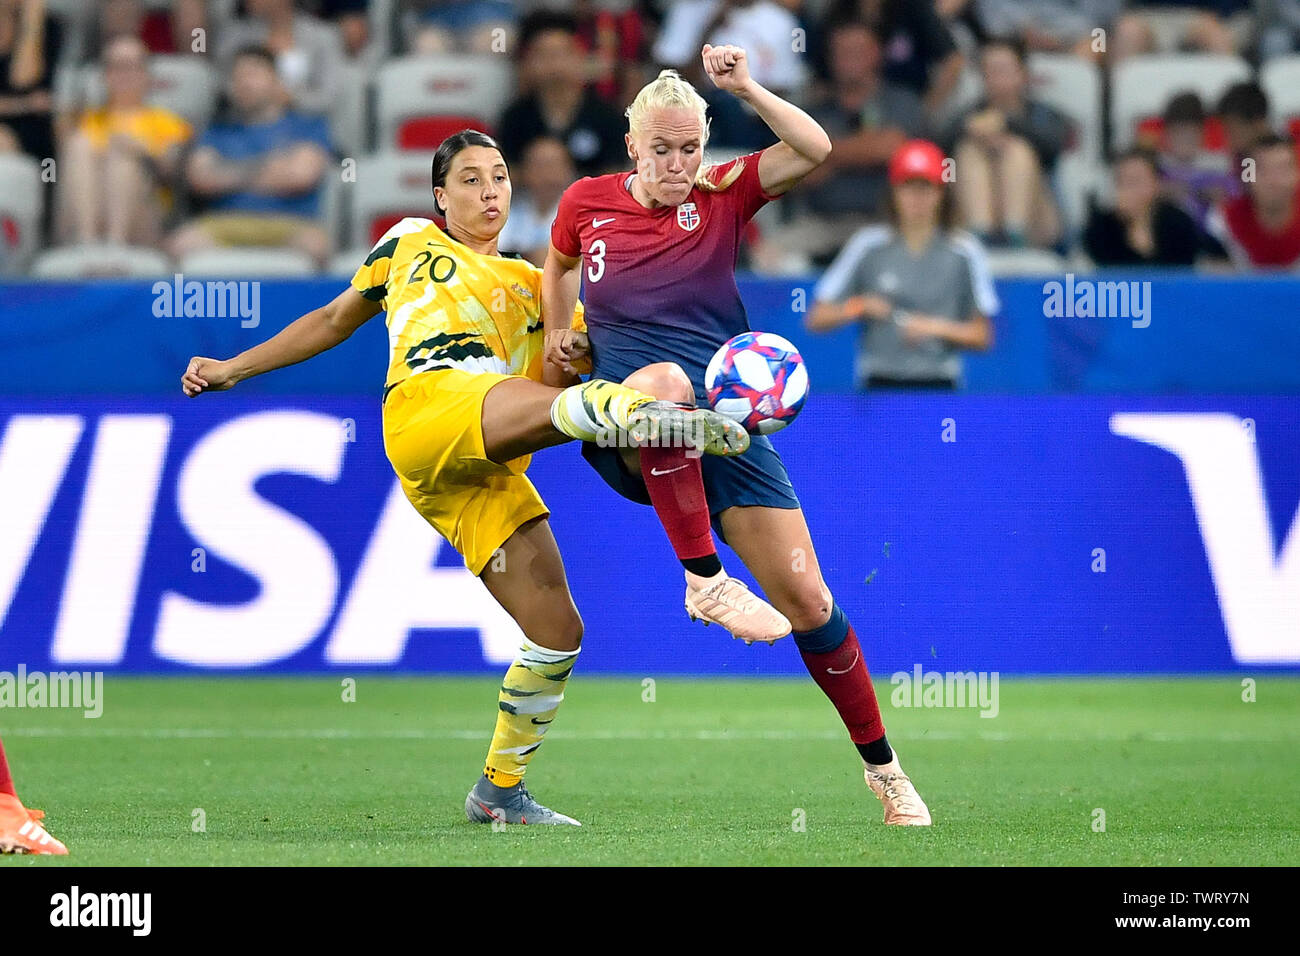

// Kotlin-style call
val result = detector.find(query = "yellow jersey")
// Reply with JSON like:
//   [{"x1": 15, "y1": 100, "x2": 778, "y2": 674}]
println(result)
[
  {"x1": 350, "y1": 217, "x2": 586, "y2": 393},
  {"x1": 79, "y1": 105, "x2": 192, "y2": 157}
]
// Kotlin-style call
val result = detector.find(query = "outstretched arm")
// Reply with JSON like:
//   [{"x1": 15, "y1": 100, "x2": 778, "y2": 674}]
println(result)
[
  {"x1": 182, "y1": 286, "x2": 382, "y2": 395},
  {"x1": 701, "y1": 44, "x2": 831, "y2": 196}
]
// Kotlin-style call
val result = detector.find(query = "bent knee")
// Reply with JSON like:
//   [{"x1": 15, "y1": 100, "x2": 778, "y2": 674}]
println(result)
[
  {"x1": 780, "y1": 584, "x2": 833, "y2": 634},
  {"x1": 534, "y1": 610, "x2": 583, "y2": 653},
  {"x1": 623, "y1": 362, "x2": 695, "y2": 404}
]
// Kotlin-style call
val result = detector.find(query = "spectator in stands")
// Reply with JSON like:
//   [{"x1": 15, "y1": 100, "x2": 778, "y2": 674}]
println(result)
[
  {"x1": 822, "y1": 0, "x2": 964, "y2": 118},
  {"x1": 806, "y1": 139, "x2": 997, "y2": 391},
  {"x1": 652, "y1": 0, "x2": 804, "y2": 148},
  {"x1": 168, "y1": 45, "x2": 333, "y2": 266},
  {"x1": 1084, "y1": 147, "x2": 1224, "y2": 266},
  {"x1": 217, "y1": 0, "x2": 345, "y2": 116},
  {"x1": 764, "y1": 20, "x2": 926, "y2": 264},
  {"x1": 403, "y1": 0, "x2": 518, "y2": 55},
  {"x1": 497, "y1": 11, "x2": 626, "y2": 178},
  {"x1": 1217, "y1": 81, "x2": 1274, "y2": 165},
  {"x1": 1255, "y1": 0, "x2": 1300, "y2": 59},
  {"x1": 0, "y1": 0, "x2": 61, "y2": 160},
  {"x1": 1156, "y1": 91, "x2": 1238, "y2": 228},
  {"x1": 575, "y1": 0, "x2": 647, "y2": 107},
  {"x1": 942, "y1": 34, "x2": 1066, "y2": 248},
  {"x1": 1207, "y1": 133, "x2": 1300, "y2": 269},
  {"x1": 94, "y1": 0, "x2": 208, "y2": 57},
  {"x1": 1112, "y1": 1, "x2": 1242, "y2": 60},
  {"x1": 498, "y1": 135, "x2": 576, "y2": 266},
  {"x1": 317, "y1": 0, "x2": 370, "y2": 59},
  {"x1": 973, "y1": 0, "x2": 1122, "y2": 58},
  {"x1": 59, "y1": 36, "x2": 192, "y2": 247}
]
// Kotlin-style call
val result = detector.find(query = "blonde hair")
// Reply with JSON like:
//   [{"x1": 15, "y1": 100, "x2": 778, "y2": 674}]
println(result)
[{"x1": 625, "y1": 69, "x2": 745, "y2": 192}]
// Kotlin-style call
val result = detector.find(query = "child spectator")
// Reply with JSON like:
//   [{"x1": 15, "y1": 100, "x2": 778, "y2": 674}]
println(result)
[{"x1": 1157, "y1": 91, "x2": 1238, "y2": 228}]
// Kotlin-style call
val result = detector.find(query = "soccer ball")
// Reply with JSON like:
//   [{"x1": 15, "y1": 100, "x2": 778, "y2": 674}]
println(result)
[{"x1": 705, "y1": 332, "x2": 809, "y2": 435}]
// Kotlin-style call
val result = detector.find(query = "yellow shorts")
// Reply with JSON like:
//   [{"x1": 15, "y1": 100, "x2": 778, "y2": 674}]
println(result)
[{"x1": 382, "y1": 369, "x2": 549, "y2": 575}]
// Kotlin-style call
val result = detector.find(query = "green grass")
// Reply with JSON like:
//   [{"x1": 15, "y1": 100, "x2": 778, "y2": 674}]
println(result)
[{"x1": 1, "y1": 676, "x2": 1297, "y2": 866}]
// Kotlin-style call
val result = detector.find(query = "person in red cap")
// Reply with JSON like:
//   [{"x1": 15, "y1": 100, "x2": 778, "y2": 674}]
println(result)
[{"x1": 807, "y1": 138, "x2": 999, "y2": 390}]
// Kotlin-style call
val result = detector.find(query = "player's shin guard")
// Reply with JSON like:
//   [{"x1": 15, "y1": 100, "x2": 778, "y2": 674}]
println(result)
[
  {"x1": 793, "y1": 604, "x2": 891, "y2": 763},
  {"x1": 549, "y1": 379, "x2": 652, "y2": 443},
  {"x1": 482, "y1": 638, "x2": 580, "y2": 788}
]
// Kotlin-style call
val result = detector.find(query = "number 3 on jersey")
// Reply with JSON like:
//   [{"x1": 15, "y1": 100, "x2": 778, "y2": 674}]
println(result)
[{"x1": 587, "y1": 239, "x2": 606, "y2": 283}]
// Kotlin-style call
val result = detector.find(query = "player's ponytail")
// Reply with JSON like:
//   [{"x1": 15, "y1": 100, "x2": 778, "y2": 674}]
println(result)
[
  {"x1": 625, "y1": 69, "x2": 746, "y2": 194},
  {"x1": 431, "y1": 129, "x2": 506, "y2": 216}
]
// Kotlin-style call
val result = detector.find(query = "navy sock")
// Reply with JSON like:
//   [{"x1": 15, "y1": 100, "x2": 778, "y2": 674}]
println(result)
[{"x1": 791, "y1": 603, "x2": 848, "y2": 653}]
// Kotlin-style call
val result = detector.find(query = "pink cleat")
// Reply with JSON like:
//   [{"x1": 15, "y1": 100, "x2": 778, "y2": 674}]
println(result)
[
  {"x1": 864, "y1": 757, "x2": 932, "y2": 826},
  {"x1": 684, "y1": 570, "x2": 792, "y2": 645}
]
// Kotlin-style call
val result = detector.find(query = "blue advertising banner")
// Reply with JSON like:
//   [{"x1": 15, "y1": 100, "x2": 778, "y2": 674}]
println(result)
[
  {"x1": 3, "y1": 275, "x2": 1300, "y2": 394},
  {"x1": 1, "y1": 395, "x2": 1295, "y2": 674}
]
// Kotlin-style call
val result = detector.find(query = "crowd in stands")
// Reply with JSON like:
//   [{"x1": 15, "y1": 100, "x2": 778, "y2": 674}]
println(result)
[{"x1": 2, "y1": 0, "x2": 1300, "y2": 278}]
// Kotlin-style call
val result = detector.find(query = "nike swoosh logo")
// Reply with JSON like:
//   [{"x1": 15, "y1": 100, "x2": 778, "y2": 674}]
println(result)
[
  {"x1": 649, "y1": 464, "x2": 689, "y2": 477},
  {"x1": 592, "y1": 217, "x2": 616, "y2": 228},
  {"x1": 827, "y1": 649, "x2": 859, "y2": 675}
]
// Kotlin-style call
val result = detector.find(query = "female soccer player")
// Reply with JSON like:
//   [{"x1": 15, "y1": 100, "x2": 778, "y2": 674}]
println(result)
[
  {"x1": 181, "y1": 130, "x2": 765, "y2": 826},
  {"x1": 0, "y1": 736, "x2": 67, "y2": 854},
  {"x1": 542, "y1": 47, "x2": 932, "y2": 825},
  {"x1": 808, "y1": 138, "x2": 996, "y2": 389}
]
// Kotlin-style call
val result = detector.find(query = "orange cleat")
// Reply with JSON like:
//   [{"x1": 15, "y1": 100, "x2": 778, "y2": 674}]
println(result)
[{"x1": 0, "y1": 792, "x2": 68, "y2": 855}]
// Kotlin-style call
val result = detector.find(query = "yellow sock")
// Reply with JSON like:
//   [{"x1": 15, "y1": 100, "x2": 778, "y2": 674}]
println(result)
[
  {"x1": 482, "y1": 638, "x2": 579, "y2": 785},
  {"x1": 549, "y1": 379, "x2": 652, "y2": 443}
]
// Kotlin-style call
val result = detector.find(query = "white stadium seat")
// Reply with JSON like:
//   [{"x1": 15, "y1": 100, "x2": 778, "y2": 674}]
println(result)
[
  {"x1": 29, "y1": 244, "x2": 171, "y2": 280},
  {"x1": 1260, "y1": 56, "x2": 1300, "y2": 134},
  {"x1": 327, "y1": 248, "x2": 372, "y2": 279},
  {"x1": 983, "y1": 247, "x2": 1067, "y2": 277},
  {"x1": 1110, "y1": 54, "x2": 1251, "y2": 150},
  {"x1": 177, "y1": 248, "x2": 317, "y2": 278},
  {"x1": 1054, "y1": 152, "x2": 1107, "y2": 237},
  {"x1": 1027, "y1": 54, "x2": 1103, "y2": 167},
  {"x1": 0, "y1": 154, "x2": 44, "y2": 276},
  {"x1": 373, "y1": 55, "x2": 513, "y2": 149},
  {"x1": 347, "y1": 150, "x2": 438, "y2": 248}
]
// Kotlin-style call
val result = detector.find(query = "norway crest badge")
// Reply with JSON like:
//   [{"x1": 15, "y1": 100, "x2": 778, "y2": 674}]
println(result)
[{"x1": 676, "y1": 202, "x2": 700, "y2": 231}]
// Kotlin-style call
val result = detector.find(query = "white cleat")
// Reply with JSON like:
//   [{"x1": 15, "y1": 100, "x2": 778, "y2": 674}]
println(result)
[
  {"x1": 864, "y1": 757, "x2": 932, "y2": 826},
  {"x1": 684, "y1": 570, "x2": 791, "y2": 645}
]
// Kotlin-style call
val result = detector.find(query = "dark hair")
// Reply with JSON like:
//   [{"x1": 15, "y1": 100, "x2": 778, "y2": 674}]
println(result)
[
  {"x1": 829, "y1": 18, "x2": 877, "y2": 41},
  {"x1": 431, "y1": 129, "x2": 506, "y2": 216},
  {"x1": 1113, "y1": 145, "x2": 1160, "y2": 176},
  {"x1": 979, "y1": 34, "x2": 1028, "y2": 65},
  {"x1": 1163, "y1": 91, "x2": 1205, "y2": 125},
  {"x1": 230, "y1": 44, "x2": 277, "y2": 70},
  {"x1": 518, "y1": 10, "x2": 578, "y2": 52},
  {"x1": 1217, "y1": 81, "x2": 1269, "y2": 122}
]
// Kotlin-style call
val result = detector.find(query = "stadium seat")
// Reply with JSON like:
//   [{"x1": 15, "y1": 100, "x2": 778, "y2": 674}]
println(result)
[
  {"x1": 177, "y1": 248, "x2": 317, "y2": 278},
  {"x1": 62, "y1": 55, "x2": 221, "y2": 128},
  {"x1": 330, "y1": 59, "x2": 371, "y2": 156},
  {"x1": 327, "y1": 248, "x2": 371, "y2": 278},
  {"x1": 373, "y1": 55, "x2": 513, "y2": 150},
  {"x1": 1054, "y1": 151, "x2": 1106, "y2": 238},
  {"x1": 29, "y1": 243, "x2": 171, "y2": 279},
  {"x1": 1261, "y1": 56, "x2": 1300, "y2": 133},
  {"x1": 0, "y1": 154, "x2": 44, "y2": 277},
  {"x1": 1027, "y1": 54, "x2": 1102, "y2": 167},
  {"x1": 1110, "y1": 54, "x2": 1250, "y2": 150},
  {"x1": 347, "y1": 150, "x2": 439, "y2": 247},
  {"x1": 983, "y1": 247, "x2": 1067, "y2": 277},
  {"x1": 397, "y1": 115, "x2": 492, "y2": 150}
]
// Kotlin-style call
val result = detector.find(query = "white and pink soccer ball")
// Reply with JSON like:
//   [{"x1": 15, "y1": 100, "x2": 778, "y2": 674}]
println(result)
[{"x1": 705, "y1": 332, "x2": 809, "y2": 436}]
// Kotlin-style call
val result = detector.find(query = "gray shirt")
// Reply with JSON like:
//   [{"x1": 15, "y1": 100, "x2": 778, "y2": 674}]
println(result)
[{"x1": 813, "y1": 225, "x2": 1000, "y2": 386}]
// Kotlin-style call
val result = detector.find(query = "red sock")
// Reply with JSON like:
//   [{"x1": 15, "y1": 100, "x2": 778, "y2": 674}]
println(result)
[
  {"x1": 0, "y1": 736, "x2": 16, "y2": 797},
  {"x1": 798, "y1": 625, "x2": 886, "y2": 745},
  {"x1": 639, "y1": 444, "x2": 715, "y2": 561}
]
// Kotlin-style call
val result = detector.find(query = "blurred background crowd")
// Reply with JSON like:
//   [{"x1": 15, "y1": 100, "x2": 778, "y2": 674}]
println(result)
[{"x1": 2, "y1": 0, "x2": 1300, "y2": 280}]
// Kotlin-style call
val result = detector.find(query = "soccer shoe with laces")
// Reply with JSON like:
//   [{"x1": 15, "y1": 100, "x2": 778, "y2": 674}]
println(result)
[
  {"x1": 0, "y1": 792, "x2": 69, "y2": 855},
  {"x1": 684, "y1": 570, "x2": 792, "y2": 644},
  {"x1": 464, "y1": 775, "x2": 581, "y2": 826},
  {"x1": 627, "y1": 401, "x2": 750, "y2": 457},
  {"x1": 864, "y1": 757, "x2": 932, "y2": 826}
]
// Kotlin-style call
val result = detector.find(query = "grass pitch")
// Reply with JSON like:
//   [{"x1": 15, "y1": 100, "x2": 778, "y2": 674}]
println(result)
[{"x1": 1, "y1": 676, "x2": 1296, "y2": 866}]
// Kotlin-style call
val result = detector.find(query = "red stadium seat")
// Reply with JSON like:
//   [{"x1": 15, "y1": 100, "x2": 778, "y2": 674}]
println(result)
[
  {"x1": 397, "y1": 116, "x2": 492, "y2": 151},
  {"x1": 1134, "y1": 115, "x2": 1228, "y2": 152},
  {"x1": 369, "y1": 212, "x2": 441, "y2": 246}
]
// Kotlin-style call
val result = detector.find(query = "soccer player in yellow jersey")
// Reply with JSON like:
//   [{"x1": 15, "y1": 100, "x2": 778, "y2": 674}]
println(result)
[{"x1": 180, "y1": 130, "x2": 766, "y2": 826}]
